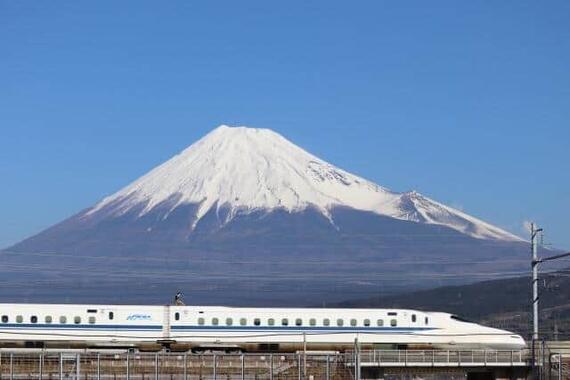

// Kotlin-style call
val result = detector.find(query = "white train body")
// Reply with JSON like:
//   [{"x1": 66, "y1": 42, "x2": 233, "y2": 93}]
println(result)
[{"x1": 0, "y1": 304, "x2": 525, "y2": 351}]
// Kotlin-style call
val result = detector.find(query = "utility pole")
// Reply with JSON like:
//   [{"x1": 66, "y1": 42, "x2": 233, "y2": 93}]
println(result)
[
  {"x1": 303, "y1": 332, "x2": 307, "y2": 379},
  {"x1": 531, "y1": 223, "x2": 542, "y2": 378},
  {"x1": 354, "y1": 337, "x2": 360, "y2": 380},
  {"x1": 531, "y1": 223, "x2": 542, "y2": 343},
  {"x1": 529, "y1": 223, "x2": 570, "y2": 379}
]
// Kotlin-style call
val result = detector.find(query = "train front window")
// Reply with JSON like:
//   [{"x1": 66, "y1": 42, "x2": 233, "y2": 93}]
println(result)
[{"x1": 450, "y1": 315, "x2": 474, "y2": 323}]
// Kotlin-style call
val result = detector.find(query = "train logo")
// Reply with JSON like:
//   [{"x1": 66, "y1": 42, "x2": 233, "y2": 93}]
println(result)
[{"x1": 126, "y1": 314, "x2": 152, "y2": 321}]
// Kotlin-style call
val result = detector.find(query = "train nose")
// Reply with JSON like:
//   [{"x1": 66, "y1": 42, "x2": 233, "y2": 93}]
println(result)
[
  {"x1": 511, "y1": 334, "x2": 526, "y2": 349},
  {"x1": 481, "y1": 326, "x2": 526, "y2": 350},
  {"x1": 497, "y1": 332, "x2": 526, "y2": 350}
]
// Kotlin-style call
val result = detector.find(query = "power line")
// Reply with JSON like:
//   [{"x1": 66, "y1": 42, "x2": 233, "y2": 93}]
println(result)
[{"x1": 1, "y1": 249, "x2": 546, "y2": 266}]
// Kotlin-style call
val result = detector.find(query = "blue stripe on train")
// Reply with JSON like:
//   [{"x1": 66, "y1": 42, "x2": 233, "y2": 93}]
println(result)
[
  {"x1": 0, "y1": 324, "x2": 161, "y2": 330},
  {"x1": 171, "y1": 326, "x2": 436, "y2": 332},
  {"x1": 0, "y1": 324, "x2": 437, "y2": 333}
]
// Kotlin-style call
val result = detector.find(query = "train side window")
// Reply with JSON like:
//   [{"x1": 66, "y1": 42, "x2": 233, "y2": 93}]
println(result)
[
  {"x1": 74, "y1": 316, "x2": 81, "y2": 324},
  {"x1": 240, "y1": 318, "x2": 247, "y2": 326},
  {"x1": 254, "y1": 318, "x2": 261, "y2": 326},
  {"x1": 377, "y1": 319, "x2": 384, "y2": 327},
  {"x1": 45, "y1": 316, "x2": 52, "y2": 324},
  {"x1": 1, "y1": 315, "x2": 8, "y2": 323},
  {"x1": 198, "y1": 318, "x2": 205, "y2": 325},
  {"x1": 412, "y1": 314, "x2": 417, "y2": 323},
  {"x1": 226, "y1": 318, "x2": 233, "y2": 326},
  {"x1": 350, "y1": 319, "x2": 357, "y2": 327},
  {"x1": 295, "y1": 318, "x2": 302, "y2": 326},
  {"x1": 60, "y1": 316, "x2": 67, "y2": 324},
  {"x1": 337, "y1": 319, "x2": 344, "y2": 327},
  {"x1": 88, "y1": 317, "x2": 96, "y2": 324},
  {"x1": 363, "y1": 319, "x2": 370, "y2": 327},
  {"x1": 109, "y1": 312, "x2": 114, "y2": 320},
  {"x1": 31, "y1": 316, "x2": 38, "y2": 323},
  {"x1": 425, "y1": 317, "x2": 429, "y2": 325},
  {"x1": 309, "y1": 318, "x2": 316, "y2": 326},
  {"x1": 268, "y1": 318, "x2": 275, "y2": 326},
  {"x1": 323, "y1": 318, "x2": 330, "y2": 326},
  {"x1": 281, "y1": 318, "x2": 289, "y2": 326},
  {"x1": 174, "y1": 312, "x2": 180, "y2": 321},
  {"x1": 390, "y1": 319, "x2": 397, "y2": 327},
  {"x1": 16, "y1": 315, "x2": 23, "y2": 323},
  {"x1": 212, "y1": 318, "x2": 219, "y2": 326}
]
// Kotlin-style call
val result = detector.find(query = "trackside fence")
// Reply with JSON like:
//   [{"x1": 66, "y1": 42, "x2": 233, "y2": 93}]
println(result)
[
  {"x1": 548, "y1": 354, "x2": 570, "y2": 380},
  {"x1": 352, "y1": 349, "x2": 527, "y2": 366},
  {"x1": 0, "y1": 350, "x2": 529, "y2": 380}
]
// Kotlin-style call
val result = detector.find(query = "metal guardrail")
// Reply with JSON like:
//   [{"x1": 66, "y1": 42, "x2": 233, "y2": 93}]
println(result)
[
  {"x1": 550, "y1": 354, "x2": 570, "y2": 380},
  {"x1": 0, "y1": 351, "x2": 342, "y2": 380},
  {"x1": 0, "y1": 350, "x2": 531, "y2": 379},
  {"x1": 346, "y1": 349, "x2": 529, "y2": 367}
]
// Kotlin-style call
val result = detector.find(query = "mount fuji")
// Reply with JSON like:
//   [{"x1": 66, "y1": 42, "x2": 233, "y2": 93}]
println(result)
[{"x1": 3, "y1": 125, "x2": 528, "y2": 305}]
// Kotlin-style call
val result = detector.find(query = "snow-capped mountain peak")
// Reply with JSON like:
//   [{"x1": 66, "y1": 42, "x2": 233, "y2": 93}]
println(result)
[{"x1": 87, "y1": 125, "x2": 521, "y2": 241}]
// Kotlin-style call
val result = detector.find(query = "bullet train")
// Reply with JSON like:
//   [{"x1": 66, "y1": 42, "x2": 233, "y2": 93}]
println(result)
[{"x1": 0, "y1": 304, "x2": 525, "y2": 352}]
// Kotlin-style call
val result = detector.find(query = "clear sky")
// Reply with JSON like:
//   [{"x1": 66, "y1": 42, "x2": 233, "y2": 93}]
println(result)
[{"x1": 1, "y1": 1, "x2": 569, "y2": 250}]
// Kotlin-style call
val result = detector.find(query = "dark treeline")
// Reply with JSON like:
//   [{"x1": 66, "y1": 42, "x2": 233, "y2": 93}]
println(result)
[{"x1": 334, "y1": 268, "x2": 570, "y2": 340}]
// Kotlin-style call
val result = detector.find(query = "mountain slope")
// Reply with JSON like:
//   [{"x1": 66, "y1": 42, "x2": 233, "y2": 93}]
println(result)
[
  {"x1": 87, "y1": 125, "x2": 520, "y2": 241},
  {"x1": 3, "y1": 125, "x2": 528, "y2": 305}
]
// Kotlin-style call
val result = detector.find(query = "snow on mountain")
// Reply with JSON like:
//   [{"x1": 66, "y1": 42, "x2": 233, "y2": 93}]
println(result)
[{"x1": 87, "y1": 125, "x2": 521, "y2": 241}]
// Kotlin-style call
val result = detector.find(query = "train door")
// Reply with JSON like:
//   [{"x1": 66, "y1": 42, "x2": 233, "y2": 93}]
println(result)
[
  {"x1": 99, "y1": 308, "x2": 118, "y2": 344},
  {"x1": 163, "y1": 305, "x2": 171, "y2": 340},
  {"x1": 101, "y1": 308, "x2": 116, "y2": 324}
]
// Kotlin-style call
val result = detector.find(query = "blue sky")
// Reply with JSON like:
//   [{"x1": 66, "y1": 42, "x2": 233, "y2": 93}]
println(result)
[{"x1": 1, "y1": 1, "x2": 569, "y2": 249}]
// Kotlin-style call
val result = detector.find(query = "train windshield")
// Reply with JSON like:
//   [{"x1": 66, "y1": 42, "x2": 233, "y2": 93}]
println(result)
[{"x1": 450, "y1": 315, "x2": 474, "y2": 323}]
